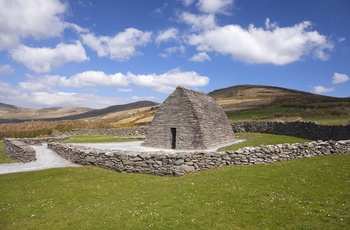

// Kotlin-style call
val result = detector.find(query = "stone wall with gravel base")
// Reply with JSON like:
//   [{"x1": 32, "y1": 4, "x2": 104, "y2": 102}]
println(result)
[
  {"x1": 2, "y1": 136, "x2": 69, "y2": 162},
  {"x1": 3, "y1": 139, "x2": 36, "y2": 163},
  {"x1": 48, "y1": 140, "x2": 350, "y2": 176}
]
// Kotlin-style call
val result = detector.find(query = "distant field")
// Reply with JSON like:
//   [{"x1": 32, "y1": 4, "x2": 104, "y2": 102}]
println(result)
[
  {"x1": 0, "y1": 154, "x2": 349, "y2": 229},
  {"x1": 218, "y1": 133, "x2": 312, "y2": 151},
  {"x1": 227, "y1": 106, "x2": 350, "y2": 125},
  {"x1": 62, "y1": 135, "x2": 140, "y2": 143}
]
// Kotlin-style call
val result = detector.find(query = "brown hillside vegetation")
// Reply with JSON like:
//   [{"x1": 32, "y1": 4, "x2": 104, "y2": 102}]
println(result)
[
  {"x1": 208, "y1": 84, "x2": 350, "y2": 111},
  {"x1": 0, "y1": 102, "x2": 92, "y2": 120}
]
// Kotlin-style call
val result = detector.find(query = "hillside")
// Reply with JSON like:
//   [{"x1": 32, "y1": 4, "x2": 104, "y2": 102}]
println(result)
[
  {"x1": 0, "y1": 102, "x2": 92, "y2": 121},
  {"x1": 208, "y1": 84, "x2": 350, "y2": 111},
  {"x1": 0, "y1": 85, "x2": 349, "y2": 126},
  {"x1": 0, "y1": 101, "x2": 158, "y2": 124}
]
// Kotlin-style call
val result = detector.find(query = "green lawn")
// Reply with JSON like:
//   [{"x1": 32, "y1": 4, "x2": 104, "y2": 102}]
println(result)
[
  {"x1": 0, "y1": 154, "x2": 349, "y2": 229},
  {"x1": 226, "y1": 107, "x2": 350, "y2": 125},
  {"x1": 219, "y1": 133, "x2": 312, "y2": 151},
  {"x1": 62, "y1": 135, "x2": 140, "y2": 143}
]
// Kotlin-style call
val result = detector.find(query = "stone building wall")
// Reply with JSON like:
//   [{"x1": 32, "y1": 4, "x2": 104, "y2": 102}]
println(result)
[{"x1": 48, "y1": 140, "x2": 350, "y2": 176}]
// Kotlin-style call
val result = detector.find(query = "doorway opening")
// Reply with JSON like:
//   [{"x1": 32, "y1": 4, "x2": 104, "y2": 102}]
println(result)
[{"x1": 171, "y1": 128, "x2": 176, "y2": 149}]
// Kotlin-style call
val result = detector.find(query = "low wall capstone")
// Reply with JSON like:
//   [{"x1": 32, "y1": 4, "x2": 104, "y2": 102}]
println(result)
[{"x1": 48, "y1": 140, "x2": 350, "y2": 176}]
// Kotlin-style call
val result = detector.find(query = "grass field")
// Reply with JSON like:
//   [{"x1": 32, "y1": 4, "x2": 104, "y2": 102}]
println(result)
[
  {"x1": 62, "y1": 135, "x2": 140, "y2": 143},
  {"x1": 226, "y1": 107, "x2": 350, "y2": 125},
  {"x1": 0, "y1": 154, "x2": 349, "y2": 229},
  {"x1": 218, "y1": 133, "x2": 312, "y2": 151}
]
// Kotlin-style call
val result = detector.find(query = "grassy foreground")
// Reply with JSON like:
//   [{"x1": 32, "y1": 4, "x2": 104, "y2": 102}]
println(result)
[{"x1": 1, "y1": 154, "x2": 349, "y2": 229}]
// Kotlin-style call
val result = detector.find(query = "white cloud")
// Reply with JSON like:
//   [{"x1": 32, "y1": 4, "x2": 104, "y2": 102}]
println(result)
[
  {"x1": 129, "y1": 68, "x2": 209, "y2": 93},
  {"x1": 10, "y1": 41, "x2": 89, "y2": 73},
  {"x1": 159, "y1": 45, "x2": 186, "y2": 58},
  {"x1": 0, "y1": 0, "x2": 67, "y2": 50},
  {"x1": 332, "y1": 73, "x2": 349, "y2": 84},
  {"x1": 313, "y1": 86, "x2": 334, "y2": 94},
  {"x1": 19, "y1": 71, "x2": 129, "y2": 91},
  {"x1": 0, "y1": 80, "x2": 135, "y2": 109},
  {"x1": 187, "y1": 19, "x2": 334, "y2": 65},
  {"x1": 60, "y1": 71, "x2": 129, "y2": 87},
  {"x1": 118, "y1": 88, "x2": 133, "y2": 93},
  {"x1": 156, "y1": 28, "x2": 179, "y2": 44},
  {"x1": 181, "y1": 0, "x2": 195, "y2": 7},
  {"x1": 81, "y1": 28, "x2": 152, "y2": 61},
  {"x1": 0, "y1": 64, "x2": 14, "y2": 74},
  {"x1": 189, "y1": 52, "x2": 211, "y2": 62},
  {"x1": 179, "y1": 12, "x2": 217, "y2": 31},
  {"x1": 196, "y1": 0, "x2": 235, "y2": 14}
]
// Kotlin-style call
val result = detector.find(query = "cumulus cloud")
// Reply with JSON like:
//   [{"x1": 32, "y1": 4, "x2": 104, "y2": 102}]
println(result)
[
  {"x1": 0, "y1": 0, "x2": 68, "y2": 50},
  {"x1": 181, "y1": 0, "x2": 195, "y2": 7},
  {"x1": 313, "y1": 86, "x2": 334, "y2": 94},
  {"x1": 81, "y1": 28, "x2": 152, "y2": 61},
  {"x1": 18, "y1": 68, "x2": 208, "y2": 95},
  {"x1": 1, "y1": 80, "x2": 135, "y2": 109},
  {"x1": 187, "y1": 19, "x2": 333, "y2": 65},
  {"x1": 129, "y1": 68, "x2": 209, "y2": 93},
  {"x1": 10, "y1": 41, "x2": 89, "y2": 73},
  {"x1": 196, "y1": 0, "x2": 235, "y2": 14},
  {"x1": 159, "y1": 45, "x2": 186, "y2": 58},
  {"x1": 189, "y1": 52, "x2": 211, "y2": 62},
  {"x1": 332, "y1": 73, "x2": 349, "y2": 84},
  {"x1": 7, "y1": 68, "x2": 210, "y2": 108},
  {"x1": 156, "y1": 28, "x2": 179, "y2": 44},
  {"x1": 179, "y1": 12, "x2": 217, "y2": 31},
  {"x1": 19, "y1": 71, "x2": 129, "y2": 91},
  {"x1": 0, "y1": 64, "x2": 14, "y2": 74}
]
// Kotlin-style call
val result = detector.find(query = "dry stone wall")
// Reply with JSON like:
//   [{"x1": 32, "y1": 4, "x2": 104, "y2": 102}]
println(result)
[
  {"x1": 3, "y1": 139, "x2": 36, "y2": 163},
  {"x1": 63, "y1": 121, "x2": 350, "y2": 141},
  {"x1": 48, "y1": 140, "x2": 350, "y2": 176},
  {"x1": 2, "y1": 136, "x2": 68, "y2": 162}
]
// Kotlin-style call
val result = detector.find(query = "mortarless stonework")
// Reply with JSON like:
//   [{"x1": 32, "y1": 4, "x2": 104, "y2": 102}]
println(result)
[{"x1": 142, "y1": 86, "x2": 235, "y2": 150}]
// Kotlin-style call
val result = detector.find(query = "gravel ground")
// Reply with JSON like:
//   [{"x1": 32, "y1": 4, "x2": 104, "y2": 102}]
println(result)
[{"x1": 0, "y1": 144, "x2": 79, "y2": 175}]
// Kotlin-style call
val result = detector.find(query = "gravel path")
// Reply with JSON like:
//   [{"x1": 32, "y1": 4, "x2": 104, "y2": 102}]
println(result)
[{"x1": 0, "y1": 144, "x2": 79, "y2": 175}]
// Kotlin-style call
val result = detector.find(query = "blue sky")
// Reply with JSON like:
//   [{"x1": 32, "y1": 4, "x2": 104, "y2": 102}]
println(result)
[{"x1": 0, "y1": 0, "x2": 349, "y2": 109}]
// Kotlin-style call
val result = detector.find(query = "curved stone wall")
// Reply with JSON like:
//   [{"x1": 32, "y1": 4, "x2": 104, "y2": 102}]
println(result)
[
  {"x1": 2, "y1": 136, "x2": 69, "y2": 162},
  {"x1": 48, "y1": 140, "x2": 350, "y2": 176}
]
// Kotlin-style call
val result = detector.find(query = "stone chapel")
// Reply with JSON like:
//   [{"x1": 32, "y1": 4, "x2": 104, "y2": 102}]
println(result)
[{"x1": 142, "y1": 86, "x2": 235, "y2": 150}]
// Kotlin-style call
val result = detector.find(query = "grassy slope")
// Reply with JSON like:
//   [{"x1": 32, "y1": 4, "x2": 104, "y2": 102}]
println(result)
[{"x1": 0, "y1": 155, "x2": 349, "y2": 229}]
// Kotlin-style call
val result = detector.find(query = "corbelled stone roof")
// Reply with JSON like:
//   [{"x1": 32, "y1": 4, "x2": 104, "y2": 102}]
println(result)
[{"x1": 142, "y1": 86, "x2": 235, "y2": 150}]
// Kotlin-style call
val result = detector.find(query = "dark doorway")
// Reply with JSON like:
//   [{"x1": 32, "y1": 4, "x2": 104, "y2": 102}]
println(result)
[{"x1": 171, "y1": 128, "x2": 176, "y2": 149}]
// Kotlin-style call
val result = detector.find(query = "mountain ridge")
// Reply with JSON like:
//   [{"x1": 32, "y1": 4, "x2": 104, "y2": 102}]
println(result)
[{"x1": 1, "y1": 85, "x2": 349, "y2": 123}]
